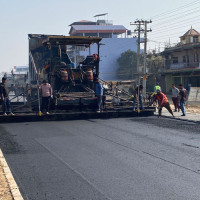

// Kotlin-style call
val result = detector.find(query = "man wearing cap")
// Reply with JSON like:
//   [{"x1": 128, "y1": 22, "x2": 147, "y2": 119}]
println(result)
[{"x1": 153, "y1": 89, "x2": 174, "y2": 117}]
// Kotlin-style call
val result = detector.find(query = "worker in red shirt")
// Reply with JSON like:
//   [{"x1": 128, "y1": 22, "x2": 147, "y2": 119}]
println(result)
[{"x1": 153, "y1": 89, "x2": 174, "y2": 118}]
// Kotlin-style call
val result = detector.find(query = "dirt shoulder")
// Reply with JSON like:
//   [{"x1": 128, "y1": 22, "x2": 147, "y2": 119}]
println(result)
[
  {"x1": 0, "y1": 160, "x2": 13, "y2": 200},
  {"x1": 186, "y1": 105, "x2": 200, "y2": 114}
]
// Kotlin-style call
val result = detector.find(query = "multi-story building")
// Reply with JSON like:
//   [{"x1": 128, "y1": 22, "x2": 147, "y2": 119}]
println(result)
[
  {"x1": 161, "y1": 27, "x2": 200, "y2": 92},
  {"x1": 69, "y1": 17, "x2": 138, "y2": 80}
]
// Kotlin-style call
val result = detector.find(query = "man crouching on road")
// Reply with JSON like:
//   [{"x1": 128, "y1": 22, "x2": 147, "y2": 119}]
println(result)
[{"x1": 153, "y1": 89, "x2": 174, "y2": 118}]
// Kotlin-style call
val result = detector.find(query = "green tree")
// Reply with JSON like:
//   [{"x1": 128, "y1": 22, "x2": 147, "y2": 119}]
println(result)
[
  {"x1": 146, "y1": 53, "x2": 165, "y2": 92},
  {"x1": 117, "y1": 50, "x2": 137, "y2": 80}
]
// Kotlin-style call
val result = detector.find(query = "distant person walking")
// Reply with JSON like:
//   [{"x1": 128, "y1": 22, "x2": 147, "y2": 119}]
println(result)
[
  {"x1": 179, "y1": 84, "x2": 187, "y2": 116},
  {"x1": 133, "y1": 85, "x2": 144, "y2": 111},
  {"x1": 171, "y1": 84, "x2": 180, "y2": 112},
  {"x1": 0, "y1": 77, "x2": 14, "y2": 116},
  {"x1": 94, "y1": 78, "x2": 103, "y2": 113},
  {"x1": 40, "y1": 80, "x2": 52, "y2": 115},
  {"x1": 153, "y1": 89, "x2": 174, "y2": 118}
]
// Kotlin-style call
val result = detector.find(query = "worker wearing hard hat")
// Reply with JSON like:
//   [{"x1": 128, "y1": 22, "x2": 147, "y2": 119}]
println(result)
[
  {"x1": 150, "y1": 82, "x2": 162, "y2": 100},
  {"x1": 154, "y1": 82, "x2": 161, "y2": 93}
]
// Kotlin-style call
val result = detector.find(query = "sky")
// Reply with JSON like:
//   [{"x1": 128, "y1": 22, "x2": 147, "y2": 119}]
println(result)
[{"x1": 0, "y1": 0, "x2": 198, "y2": 72}]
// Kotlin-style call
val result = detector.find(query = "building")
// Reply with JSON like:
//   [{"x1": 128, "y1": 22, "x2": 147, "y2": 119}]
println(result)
[
  {"x1": 161, "y1": 27, "x2": 200, "y2": 92},
  {"x1": 69, "y1": 16, "x2": 138, "y2": 80},
  {"x1": 12, "y1": 66, "x2": 29, "y2": 75}
]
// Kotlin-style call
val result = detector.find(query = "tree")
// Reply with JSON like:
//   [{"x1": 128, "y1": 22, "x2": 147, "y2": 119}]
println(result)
[
  {"x1": 117, "y1": 50, "x2": 137, "y2": 80},
  {"x1": 146, "y1": 53, "x2": 165, "y2": 92}
]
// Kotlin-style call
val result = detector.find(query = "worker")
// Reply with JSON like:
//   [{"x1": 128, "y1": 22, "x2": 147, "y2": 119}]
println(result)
[
  {"x1": 153, "y1": 89, "x2": 174, "y2": 118},
  {"x1": 0, "y1": 77, "x2": 15, "y2": 116},
  {"x1": 179, "y1": 84, "x2": 187, "y2": 116},
  {"x1": 151, "y1": 82, "x2": 161, "y2": 101},
  {"x1": 94, "y1": 77, "x2": 103, "y2": 113},
  {"x1": 68, "y1": 68, "x2": 75, "y2": 86},
  {"x1": 133, "y1": 85, "x2": 144, "y2": 111},
  {"x1": 40, "y1": 80, "x2": 52, "y2": 115},
  {"x1": 171, "y1": 83, "x2": 180, "y2": 112},
  {"x1": 154, "y1": 82, "x2": 161, "y2": 94}
]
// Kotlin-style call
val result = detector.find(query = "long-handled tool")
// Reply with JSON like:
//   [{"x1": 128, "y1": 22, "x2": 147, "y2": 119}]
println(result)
[{"x1": 37, "y1": 73, "x2": 42, "y2": 116}]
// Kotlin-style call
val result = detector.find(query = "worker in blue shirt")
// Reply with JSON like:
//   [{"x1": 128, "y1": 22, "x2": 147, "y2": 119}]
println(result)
[{"x1": 94, "y1": 78, "x2": 103, "y2": 112}]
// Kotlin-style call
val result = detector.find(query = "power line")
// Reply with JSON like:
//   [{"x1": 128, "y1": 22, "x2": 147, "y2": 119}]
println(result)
[
  {"x1": 152, "y1": 13, "x2": 200, "y2": 29},
  {"x1": 151, "y1": 0, "x2": 200, "y2": 19},
  {"x1": 152, "y1": 3, "x2": 200, "y2": 23},
  {"x1": 150, "y1": 20, "x2": 200, "y2": 35}
]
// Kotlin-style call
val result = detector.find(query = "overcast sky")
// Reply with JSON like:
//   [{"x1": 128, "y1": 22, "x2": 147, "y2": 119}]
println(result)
[{"x1": 0, "y1": 0, "x2": 198, "y2": 72}]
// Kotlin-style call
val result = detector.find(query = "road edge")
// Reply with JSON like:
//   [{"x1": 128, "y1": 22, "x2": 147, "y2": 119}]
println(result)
[
  {"x1": 0, "y1": 149, "x2": 23, "y2": 200},
  {"x1": 155, "y1": 114, "x2": 200, "y2": 124}
]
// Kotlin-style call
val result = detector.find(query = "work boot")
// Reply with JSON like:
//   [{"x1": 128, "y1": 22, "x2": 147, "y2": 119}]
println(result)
[{"x1": 3, "y1": 113, "x2": 7, "y2": 116}]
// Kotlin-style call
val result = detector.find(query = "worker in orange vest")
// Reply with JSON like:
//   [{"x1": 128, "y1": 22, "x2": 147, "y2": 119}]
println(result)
[{"x1": 153, "y1": 89, "x2": 174, "y2": 118}]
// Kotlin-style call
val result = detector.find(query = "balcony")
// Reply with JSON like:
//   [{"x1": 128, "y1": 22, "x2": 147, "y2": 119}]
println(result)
[{"x1": 166, "y1": 62, "x2": 200, "y2": 70}]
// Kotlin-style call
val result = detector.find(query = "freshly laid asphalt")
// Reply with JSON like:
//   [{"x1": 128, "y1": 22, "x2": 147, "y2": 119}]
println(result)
[{"x1": 0, "y1": 117, "x2": 200, "y2": 200}]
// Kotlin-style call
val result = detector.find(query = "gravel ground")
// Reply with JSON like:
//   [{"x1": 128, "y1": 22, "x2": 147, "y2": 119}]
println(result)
[
  {"x1": 0, "y1": 126, "x2": 22, "y2": 200},
  {"x1": 0, "y1": 162, "x2": 13, "y2": 200}
]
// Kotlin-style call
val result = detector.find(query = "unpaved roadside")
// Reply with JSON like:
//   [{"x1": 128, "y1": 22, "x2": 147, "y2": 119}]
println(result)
[{"x1": 0, "y1": 159, "x2": 13, "y2": 200}]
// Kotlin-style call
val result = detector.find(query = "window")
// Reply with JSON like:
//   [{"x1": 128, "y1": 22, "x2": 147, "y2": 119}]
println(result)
[
  {"x1": 194, "y1": 53, "x2": 199, "y2": 63},
  {"x1": 193, "y1": 36, "x2": 199, "y2": 43},
  {"x1": 183, "y1": 56, "x2": 186, "y2": 63},
  {"x1": 85, "y1": 33, "x2": 98, "y2": 37},
  {"x1": 172, "y1": 57, "x2": 178, "y2": 64},
  {"x1": 99, "y1": 33, "x2": 112, "y2": 38},
  {"x1": 187, "y1": 55, "x2": 189, "y2": 63}
]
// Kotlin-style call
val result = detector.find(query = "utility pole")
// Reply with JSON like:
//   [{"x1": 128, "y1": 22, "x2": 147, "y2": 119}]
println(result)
[
  {"x1": 143, "y1": 20, "x2": 152, "y2": 98},
  {"x1": 130, "y1": 20, "x2": 144, "y2": 112},
  {"x1": 130, "y1": 19, "x2": 152, "y2": 111},
  {"x1": 130, "y1": 20, "x2": 143, "y2": 84}
]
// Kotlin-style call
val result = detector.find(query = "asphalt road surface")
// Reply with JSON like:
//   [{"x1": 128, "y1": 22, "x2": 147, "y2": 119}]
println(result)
[{"x1": 0, "y1": 117, "x2": 200, "y2": 200}]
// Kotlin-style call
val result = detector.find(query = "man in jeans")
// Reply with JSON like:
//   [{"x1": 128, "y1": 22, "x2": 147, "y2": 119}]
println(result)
[
  {"x1": 94, "y1": 78, "x2": 103, "y2": 113},
  {"x1": 0, "y1": 77, "x2": 14, "y2": 116},
  {"x1": 171, "y1": 84, "x2": 180, "y2": 112},
  {"x1": 179, "y1": 84, "x2": 187, "y2": 116},
  {"x1": 40, "y1": 80, "x2": 52, "y2": 115},
  {"x1": 133, "y1": 85, "x2": 144, "y2": 111}
]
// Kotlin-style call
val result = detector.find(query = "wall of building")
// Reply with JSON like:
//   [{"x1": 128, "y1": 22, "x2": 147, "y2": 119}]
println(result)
[
  {"x1": 166, "y1": 48, "x2": 200, "y2": 70},
  {"x1": 80, "y1": 37, "x2": 138, "y2": 80}
]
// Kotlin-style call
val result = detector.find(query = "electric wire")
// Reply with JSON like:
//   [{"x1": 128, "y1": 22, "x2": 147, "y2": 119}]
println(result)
[{"x1": 151, "y1": 0, "x2": 200, "y2": 19}]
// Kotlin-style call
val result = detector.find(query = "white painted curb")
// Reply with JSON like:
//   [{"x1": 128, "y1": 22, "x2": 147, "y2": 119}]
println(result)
[{"x1": 0, "y1": 149, "x2": 23, "y2": 200}]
